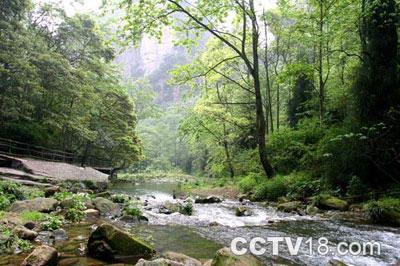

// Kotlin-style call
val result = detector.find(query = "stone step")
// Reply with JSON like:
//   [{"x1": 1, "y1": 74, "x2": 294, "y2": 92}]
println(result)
[
  {"x1": 0, "y1": 176, "x2": 53, "y2": 187},
  {"x1": 0, "y1": 167, "x2": 57, "y2": 184}
]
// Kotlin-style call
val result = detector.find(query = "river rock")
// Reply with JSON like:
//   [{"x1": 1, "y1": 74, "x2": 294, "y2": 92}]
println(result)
[
  {"x1": 92, "y1": 197, "x2": 121, "y2": 217},
  {"x1": 209, "y1": 248, "x2": 261, "y2": 266},
  {"x1": 159, "y1": 201, "x2": 183, "y2": 214},
  {"x1": 87, "y1": 223, "x2": 155, "y2": 262},
  {"x1": 235, "y1": 206, "x2": 252, "y2": 217},
  {"x1": 21, "y1": 245, "x2": 58, "y2": 266},
  {"x1": 94, "y1": 191, "x2": 112, "y2": 199},
  {"x1": 306, "y1": 205, "x2": 320, "y2": 215},
  {"x1": 35, "y1": 231, "x2": 54, "y2": 246},
  {"x1": 44, "y1": 186, "x2": 60, "y2": 197},
  {"x1": 277, "y1": 201, "x2": 303, "y2": 213},
  {"x1": 84, "y1": 209, "x2": 100, "y2": 219},
  {"x1": 162, "y1": 251, "x2": 202, "y2": 266},
  {"x1": 14, "y1": 225, "x2": 38, "y2": 240},
  {"x1": 53, "y1": 228, "x2": 67, "y2": 241},
  {"x1": 10, "y1": 198, "x2": 59, "y2": 213},
  {"x1": 327, "y1": 259, "x2": 348, "y2": 266},
  {"x1": 318, "y1": 196, "x2": 349, "y2": 211},
  {"x1": 195, "y1": 196, "x2": 222, "y2": 204},
  {"x1": 135, "y1": 258, "x2": 183, "y2": 266}
]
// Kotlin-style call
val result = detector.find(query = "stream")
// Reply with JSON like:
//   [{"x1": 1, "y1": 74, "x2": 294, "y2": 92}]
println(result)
[
  {"x1": 111, "y1": 181, "x2": 400, "y2": 266},
  {"x1": 1, "y1": 181, "x2": 399, "y2": 266}
]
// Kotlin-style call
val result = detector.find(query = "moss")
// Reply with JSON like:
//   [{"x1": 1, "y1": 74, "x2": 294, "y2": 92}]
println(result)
[
  {"x1": 88, "y1": 223, "x2": 155, "y2": 259},
  {"x1": 365, "y1": 198, "x2": 400, "y2": 226},
  {"x1": 313, "y1": 194, "x2": 348, "y2": 211},
  {"x1": 211, "y1": 248, "x2": 261, "y2": 266},
  {"x1": 277, "y1": 201, "x2": 303, "y2": 213}
]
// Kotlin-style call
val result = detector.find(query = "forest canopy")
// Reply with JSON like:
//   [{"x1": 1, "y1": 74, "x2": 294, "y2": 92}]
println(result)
[
  {"x1": 115, "y1": 0, "x2": 400, "y2": 199},
  {"x1": 0, "y1": 0, "x2": 142, "y2": 168}
]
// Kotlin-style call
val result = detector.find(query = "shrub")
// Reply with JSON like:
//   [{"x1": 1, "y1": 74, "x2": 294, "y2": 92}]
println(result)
[
  {"x1": 63, "y1": 195, "x2": 86, "y2": 222},
  {"x1": 124, "y1": 205, "x2": 142, "y2": 217},
  {"x1": 41, "y1": 214, "x2": 63, "y2": 231},
  {"x1": 254, "y1": 176, "x2": 288, "y2": 201},
  {"x1": 180, "y1": 201, "x2": 193, "y2": 216},
  {"x1": 347, "y1": 176, "x2": 370, "y2": 201},
  {"x1": 53, "y1": 191, "x2": 73, "y2": 201},
  {"x1": 0, "y1": 181, "x2": 24, "y2": 201},
  {"x1": 0, "y1": 195, "x2": 11, "y2": 211},
  {"x1": 65, "y1": 208, "x2": 85, "y2": 222},
  {"x1": 365, "y1": 198, "x2": 400, "y2": 226},
  {"x1": 19, "y1": 211, "x2": 47, "y2": 223},
  {"x1": 267, "y1": 118, "x2": 324, "y2": 175},
  {"x1": 21, "y1": 187, "x2": 45, "y2": 199},
  {"x1": 111, "y1": 194, "x2": 130, "y2": 203},
  {"x1": 238, "y1": 173, "x2": 264, "y2": 193},
  {"x1": 123, "y1": 200, "x2": 143, "y2": 218},
  {"x1": 286, "y1": 172, "x2": 321, "y2": 200}
]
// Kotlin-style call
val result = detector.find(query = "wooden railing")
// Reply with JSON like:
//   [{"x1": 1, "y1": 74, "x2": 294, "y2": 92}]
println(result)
[{"x1": 0, "y1": 137, "x2": 111, "y2": 168}]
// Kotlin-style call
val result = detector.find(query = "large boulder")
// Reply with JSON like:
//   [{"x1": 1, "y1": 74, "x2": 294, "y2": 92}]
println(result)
[
  {"x1": 277, "y1": 201, "x2": 303, "y2": 213},
  {"x1": 317, "y1": 196, "x2": 349, "y2": 211},
  {"x1": 209, "y1": 248, "x2": 261, "y2": 266},
  {"x1": 21, "y1": 245, "x2": 58, "y2": 266},
  {"x1": 135, "y1": 258, "x2": 183, "y2": 266},
  {"x1": 10, "y1": 198, "x2": 58, "y2": 213},
  {"x1": 195, "y1": 196, "x2": 222, "y2": 204},
  {"x1": 92, "y1": 197, "x2": 121, "y2": 217},
  {"x1": 87, "y1": 223, "x2": 155, "y2": 262},
  {"x1": 162, "y1": 251, "x2": 202, "y2": 266}
]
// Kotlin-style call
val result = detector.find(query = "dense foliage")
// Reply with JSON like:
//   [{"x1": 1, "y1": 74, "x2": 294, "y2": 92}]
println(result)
[
  {"x1": 0, "y1": 1, "x2": 141, "y2": 168},
  {"x1": 115, "y1": 0, "x2": 399, "y2": 202}
]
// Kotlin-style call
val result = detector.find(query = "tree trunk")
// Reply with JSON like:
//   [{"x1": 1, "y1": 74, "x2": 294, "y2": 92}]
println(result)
[{"x1": 250, "y1": 0, "x2": 274, "y2": 178}]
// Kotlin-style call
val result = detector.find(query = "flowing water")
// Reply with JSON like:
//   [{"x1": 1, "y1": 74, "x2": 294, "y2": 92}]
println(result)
[
  {"x1": 111, "y1": 181, "x2": 400, "y2": 266},
  {"x1": 1, "y1": 181, "x2": 399, "y2": 265}
]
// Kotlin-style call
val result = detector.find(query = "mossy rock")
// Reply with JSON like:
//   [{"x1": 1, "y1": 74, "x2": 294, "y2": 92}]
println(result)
[
  {"x1": 10, "y1": 198, "x2": 59, "y2": 213},
  {"x1": 210, "y1": 248, "x2": 261, "y2": 266},
  {"x1": 277, "y1": 201, "x2": 303, "y2": 213},
  {"x1": 92, "y1": 197, "x2": 121, "y2": 217},
  {"x1": 365, "y1": 198, "x2": 400, "y2": 227},
  {"x1": 87, "y1": 223, "x2": 155, "y2": 262},
  {"x1": 315, "y1": 195, "x2": 348, "y2": 211}
]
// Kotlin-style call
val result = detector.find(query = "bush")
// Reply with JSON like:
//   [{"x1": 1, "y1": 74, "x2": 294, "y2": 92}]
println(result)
[
  {"x1": 111, "y1": 194, "x2": 130, "y2": 204},
  {"x1": 238, "y1": 173, "x2": 264, "y2": 193},
  {"x1": 286, "y1": 172, "x2": 322, "y2": 200},
  {"x1": 53, "y1": 191, "x2": 73, "y2": 201},
  {"x1": 254, "y1": 176, "x2": 288, "y2": 201},
  {"x1": 365, "y1": 198, "x2": 400, "y2": 226},
  {"x1": 63, "y1": 194, "x2": 86, "y2": 222},
  {"x1": 0, "y1": 181, "x2": 24, "y2": 201},
  {"x1": 180, "y1": 201, "x2": 193, "y2": 216},
  {"x1": 347, "y1": 176, "x2": 370, "y2": 201},
  {"x1": 21, "y1": 187, "x2": 45, "y2": 199},
  {"x1": 267, "y1": 118, "x2": 324, "y2": 175},
  {"x1": 41, "y1": 214, "x2": 64, "y2": 231},
  {"x1": 123, "y1": 200, "x2": 143, "y2": 218},
  {"x1": 0, "y1": 195, "x2": 11, "y2": 211},
  {"x1": 19, "y1": 211, "x2": 47, "y2": 223}
]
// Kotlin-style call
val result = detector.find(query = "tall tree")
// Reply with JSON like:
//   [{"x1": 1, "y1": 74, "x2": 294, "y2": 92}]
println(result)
[
  {"x1": 117, "y1": 0, "x2": 275, "y2": 177},
  {"x1": 354, "y1": 0, "x2": 399, "y2": 124}
]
